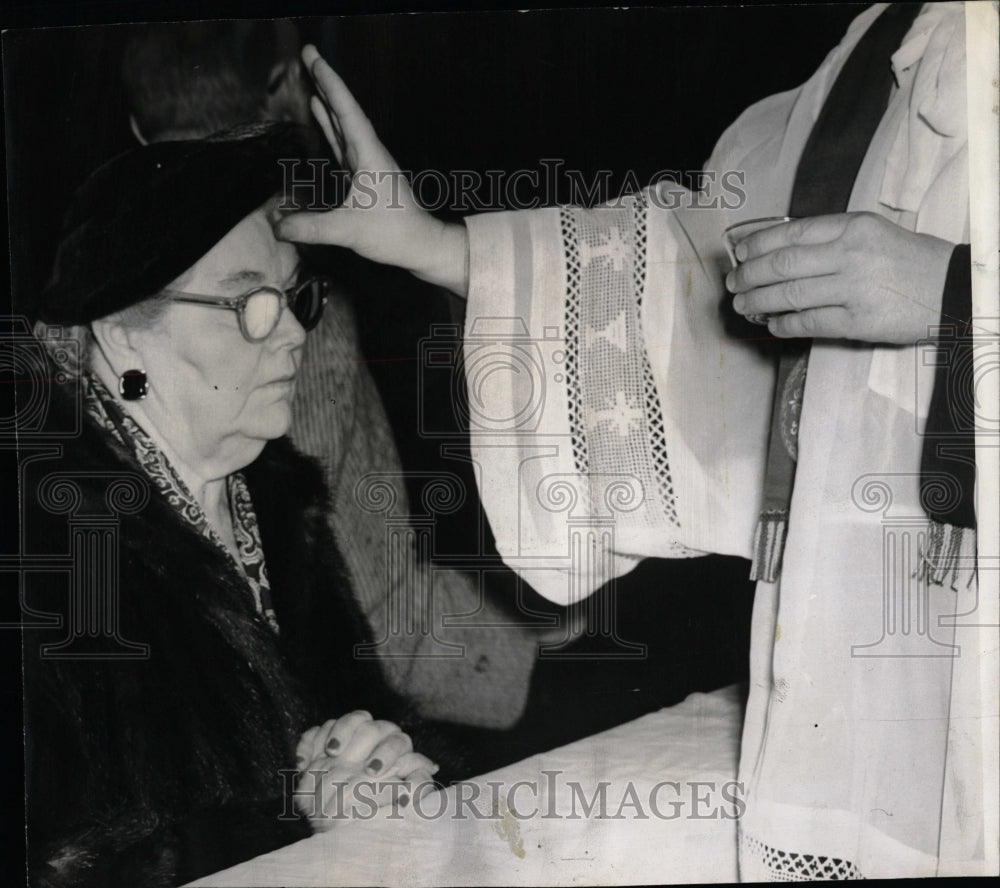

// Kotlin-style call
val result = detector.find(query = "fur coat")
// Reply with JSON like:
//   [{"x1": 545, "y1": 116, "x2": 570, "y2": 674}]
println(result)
[{"x1": 22, "y1": 375, "x2": 463, "y2": 887}]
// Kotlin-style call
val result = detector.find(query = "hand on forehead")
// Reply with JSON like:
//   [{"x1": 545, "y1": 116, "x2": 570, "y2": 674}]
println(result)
[{"x1": 169, "y1": 205, "x2": 299, "y2": 295}]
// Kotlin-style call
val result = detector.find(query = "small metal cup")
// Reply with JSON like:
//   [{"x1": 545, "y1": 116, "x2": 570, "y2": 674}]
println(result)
[{"x1": 723, "y1": 216, "x2": 795, "y2": 325}]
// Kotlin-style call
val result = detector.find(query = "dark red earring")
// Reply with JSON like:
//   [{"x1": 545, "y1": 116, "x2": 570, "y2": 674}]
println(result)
[{"x1": 118, "y1": 369, "x2": 149, "y2": 401}]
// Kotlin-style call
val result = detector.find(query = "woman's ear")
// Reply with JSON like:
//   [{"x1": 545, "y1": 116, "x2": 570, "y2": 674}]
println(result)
[{"x1": 89, "y1": 315, "x2": 143, "y2": 375}]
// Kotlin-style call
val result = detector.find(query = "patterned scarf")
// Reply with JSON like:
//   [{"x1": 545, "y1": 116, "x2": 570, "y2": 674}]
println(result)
[{"x1": 83, "y1": 371, "x2": 281, "y2": 634}]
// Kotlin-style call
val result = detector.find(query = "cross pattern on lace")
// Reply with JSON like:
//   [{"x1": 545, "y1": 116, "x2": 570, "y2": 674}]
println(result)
[
  {"x1": 562, "y1": 198, "x2": 683, "y2": 530},
  {"x1": 586, "y1": 390, "x2": 645, "y2": 439},
  {"x1": 579, "y1": 225, "x2": 632, "y2": 272}
]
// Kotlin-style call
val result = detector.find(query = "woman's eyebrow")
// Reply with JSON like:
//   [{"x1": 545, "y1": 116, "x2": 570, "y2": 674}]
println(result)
[
  {"x1": 220, "y1": 269, "x2": 266, "y2": 289},
  {"x1": 219, "y1": 264, "x2": 300, "y2": 289}
]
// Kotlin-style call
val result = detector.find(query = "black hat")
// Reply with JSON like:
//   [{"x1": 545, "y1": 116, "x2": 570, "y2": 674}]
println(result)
[{"x1": 37, "y1": 122, "x2": 327, "y2": 325}]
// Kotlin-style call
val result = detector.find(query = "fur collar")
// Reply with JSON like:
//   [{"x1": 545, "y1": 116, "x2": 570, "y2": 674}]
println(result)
[{"x1": 23, "y1": 376, "x2": 391, "y2": 886}]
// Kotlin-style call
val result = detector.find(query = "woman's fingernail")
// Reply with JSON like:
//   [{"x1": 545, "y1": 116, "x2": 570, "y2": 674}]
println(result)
[
  {"x1": 398, "y1": 793, "x2": 410, "y2": 809},
  {"x1": 366, "y1": 758, "x2": 382, "y2": 775},
  {"x1": 735, "y1": 242, "x2": 748, "y2": 262},
  {"x1": 325, "y1": 738, "x2": 340, "y2": 755},
  {"x1": 733, "y1": 295, "x2": 745, "y2": 313}
]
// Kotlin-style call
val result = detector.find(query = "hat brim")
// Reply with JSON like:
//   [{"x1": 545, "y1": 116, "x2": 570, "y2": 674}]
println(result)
[{"x1": 38, "y1": 122, "x2": 328, "y2": 325}]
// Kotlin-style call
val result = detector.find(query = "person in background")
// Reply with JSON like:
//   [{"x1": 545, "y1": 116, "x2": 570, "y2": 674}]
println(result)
[{"x1": 122, "y1": 21, "x2": 556, "y2": 734}]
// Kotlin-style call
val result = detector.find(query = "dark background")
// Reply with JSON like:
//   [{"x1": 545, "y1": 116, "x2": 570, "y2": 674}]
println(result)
[{"x1": 2, "y1": 0, "x2": 866, "y2": 881}]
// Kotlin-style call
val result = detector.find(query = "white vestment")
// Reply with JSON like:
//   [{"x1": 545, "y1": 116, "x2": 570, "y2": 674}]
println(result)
[{"x1": 462, "y1": 3, "x2": 995, "y2": 878}]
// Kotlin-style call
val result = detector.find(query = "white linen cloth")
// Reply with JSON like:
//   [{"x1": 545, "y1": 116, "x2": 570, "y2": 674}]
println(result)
[
  {"x1": 187, "y1": 686, "x2": 744, "y2": 886},
  {"x1": 463, "y1": 3, "x2": 995, "y2": 878}
]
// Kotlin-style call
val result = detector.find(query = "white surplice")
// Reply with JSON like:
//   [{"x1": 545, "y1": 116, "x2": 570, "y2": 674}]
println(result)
[{"x1": 462, "y1": 3, "x2": 995, "y2": 878}]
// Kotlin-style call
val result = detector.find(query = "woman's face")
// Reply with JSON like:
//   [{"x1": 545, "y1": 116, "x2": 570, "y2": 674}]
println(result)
[{"x1": 127, "y1": 206, "x2": 305, "y2": 471}]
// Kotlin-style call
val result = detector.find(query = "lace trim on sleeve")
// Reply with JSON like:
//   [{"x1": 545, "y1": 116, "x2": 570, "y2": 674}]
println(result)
[{"x1": 559, "y1": 196, "x2": 681, "y2": 529}]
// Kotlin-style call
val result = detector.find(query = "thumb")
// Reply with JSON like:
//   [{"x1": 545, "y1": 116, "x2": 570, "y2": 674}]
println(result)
[{"x1": 275, "y1": 210, "x2": 357, "y2": 247}]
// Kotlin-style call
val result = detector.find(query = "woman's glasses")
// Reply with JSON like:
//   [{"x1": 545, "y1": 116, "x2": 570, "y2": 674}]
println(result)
[{"x1": 161, "y1": 276, "x2": 332, "y2": 342}]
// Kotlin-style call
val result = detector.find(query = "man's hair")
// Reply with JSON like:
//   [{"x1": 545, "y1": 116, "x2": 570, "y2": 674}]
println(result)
[{"x1": 122, "y1": 21, "x2": 298, "y2": 143}]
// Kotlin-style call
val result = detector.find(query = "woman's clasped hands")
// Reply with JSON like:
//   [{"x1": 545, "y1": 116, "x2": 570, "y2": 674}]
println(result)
[{"x1": 294, "y1": 711, "x2": 440, "y2": 830}]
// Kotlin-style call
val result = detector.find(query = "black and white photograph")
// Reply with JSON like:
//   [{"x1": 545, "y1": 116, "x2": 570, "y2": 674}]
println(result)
[{"x1": 2, "y1": 1, "x2": 998, "y2": 884}]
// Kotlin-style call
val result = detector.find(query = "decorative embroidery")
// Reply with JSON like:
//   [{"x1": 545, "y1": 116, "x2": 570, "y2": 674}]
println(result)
[
  {"x1": 562, "y1": 196, "x2": 681, "y2": 529},
  {"x1": 586, "y1": 391, "x2": 645, "y2": 439},
  {"x1": 84, "y1": 375, "x2": 279, "y2": 634},
  {"x1": 584, "y1": 309, "x2": 628, "y2": 353},
  {"x1": 578, "y1": 224, "x2": 632, "y2": 271},
  {"x1": 742, "y1": 833, "x2": 864, "y2": 881},
  {"x1": 632, "y1": 194, "x2": 680, "y2": 526},
  {"x1": 778, "y1": 354, "x2": 809, "y2": 461},
  {"x1": 751, "y1": 511, "x2": 789, "y2": 585},
  {"x1": 560, "y1": 207, "x2": 590, "y2": 476}
]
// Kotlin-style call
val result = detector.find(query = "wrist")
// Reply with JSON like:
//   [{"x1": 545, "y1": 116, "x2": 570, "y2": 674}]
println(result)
[{"x1": 411, "y1": 220, "x2": 469, "y2": 299}]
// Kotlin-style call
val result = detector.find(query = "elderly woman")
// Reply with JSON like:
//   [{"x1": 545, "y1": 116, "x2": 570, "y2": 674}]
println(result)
[{"x1": 22, "y1": 123, "x2": 455, "y2": 888}]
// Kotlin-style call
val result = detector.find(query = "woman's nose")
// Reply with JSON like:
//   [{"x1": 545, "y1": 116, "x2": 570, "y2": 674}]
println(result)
[{"x1": 272, "y1": 301, "x2": 307, "y2": 349}]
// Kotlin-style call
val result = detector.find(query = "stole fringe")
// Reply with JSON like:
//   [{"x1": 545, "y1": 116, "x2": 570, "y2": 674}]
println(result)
[
  {"x1": 750, "y1": 517, "x2": 976, "y2": 591},
  {"x1": 916, "y1": 521, "x2": 977, "y2": 591}
]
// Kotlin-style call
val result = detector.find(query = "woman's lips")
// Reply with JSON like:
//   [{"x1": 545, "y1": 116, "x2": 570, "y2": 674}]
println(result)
[{"x1": 262, "y1": 374, "x2": 297, "y2": 396}]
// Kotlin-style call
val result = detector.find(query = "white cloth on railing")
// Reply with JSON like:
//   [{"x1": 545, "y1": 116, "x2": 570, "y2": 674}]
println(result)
[{"x1": 187, "y1": 686, "x2": 744, "y2": 887}]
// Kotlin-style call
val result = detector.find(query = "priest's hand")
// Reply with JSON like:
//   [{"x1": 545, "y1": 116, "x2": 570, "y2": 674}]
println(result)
[
  {"x1": 294, "y1": 711, "x2": 439, "y2": 830},
  {"x1": 275, "y1": 45, "x2": 470, "y2": 299},
  {"x1": 726, "y1": 212, "x2": 954, "y2": 344}
]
